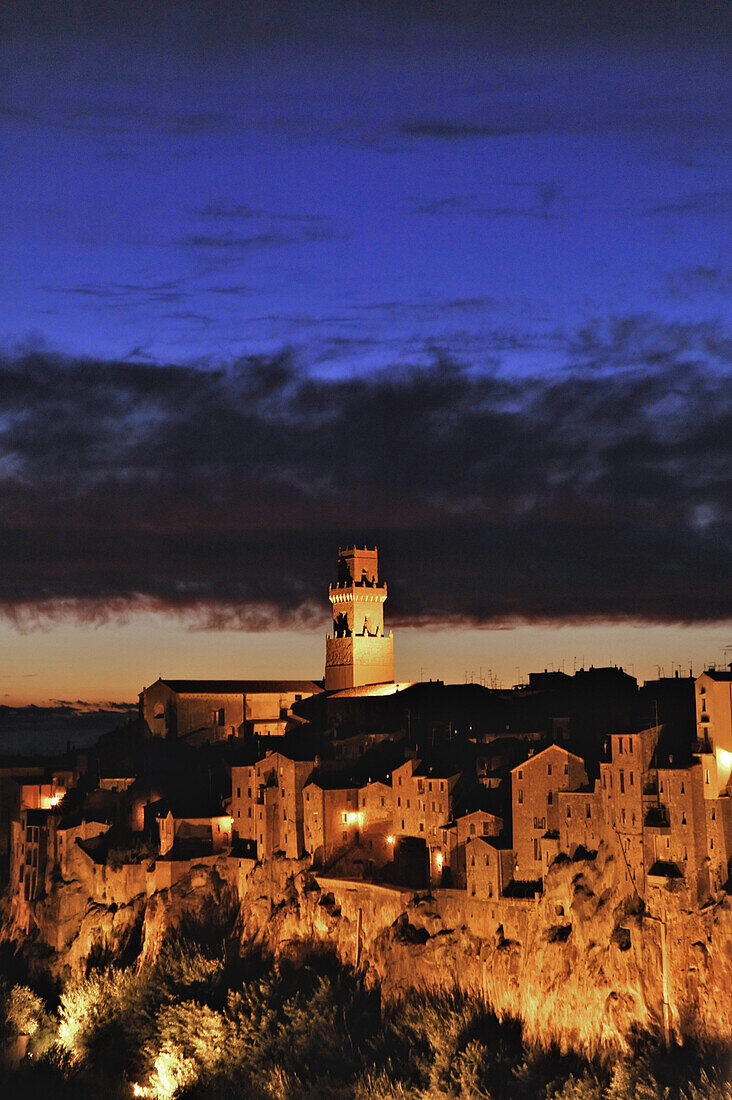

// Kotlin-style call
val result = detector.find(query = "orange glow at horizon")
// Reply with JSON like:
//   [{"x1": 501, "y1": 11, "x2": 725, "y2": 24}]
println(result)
[{"x1": 0, "y1": 612, "x2": 729, "y2": 707}]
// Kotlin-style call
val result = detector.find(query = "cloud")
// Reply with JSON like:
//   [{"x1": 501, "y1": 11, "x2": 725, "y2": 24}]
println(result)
[
  {"x1": 0, "y1": 701, "x2": 137, "y2": 754},
  {"x1": 0, "y1": 315, "x2": 729, "y2": 629},
  {"x1": 400, "y1": 121, "x2": 544, "y2": 140},
  {"x1": 642, "y1": 190, "x2": 732, "y2": 217},
  {"x1": 179, "y1": 228, "x2": 334, "y2": 251}
]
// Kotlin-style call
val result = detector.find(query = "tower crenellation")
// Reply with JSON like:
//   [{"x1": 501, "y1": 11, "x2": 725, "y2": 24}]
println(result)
[{"x1": 325, "y1": 545, "x2": 395, "y2": 691}]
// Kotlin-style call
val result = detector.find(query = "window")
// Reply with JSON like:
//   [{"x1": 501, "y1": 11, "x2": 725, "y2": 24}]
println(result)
[
  {"x1": 629, "y1": 737, "x2": 633, "y2": 754},
  {"x1": 237, "y1": 787, "x2": 241, "y2": 798},
  {"x1": 564, "y1": 763, "x2": 569, "y2": 775},
  {"x1": 518, "y1": 770, "x2": 523, "y2": 780},
  {"x1": 406, "y1": 800, "x2": 410, "y2": 809},
  {"x1": 401, "y1": 819, "x2": 405, "y2": 830},
  {"x1": 566, "y1": 805, "x2": 571, "y2": 818},
  {"x1": 217, "y1": 708, "x2": 225, "y2": 726},
  {"x1": 428, "y1": 781, "x2": 433, "y2": 792},
  {"x1": 485, "y1": 854, "x2": 490, "y2": 866},
  {"x1": 248, "y1": 808, "x2": 252, "y2": 818},
  {"x1": 534, "y1": 838, "x2": 541, "y2": 860},
  {"x1": 547, "y1": 791, "x2": 553, "y2": 805},
  {"x1": 618, "y1": 737, "x2": 623, "y2": 754},
  {"x1": 621, "y1": 809, "x2": 626, "y2": 824},
  {"x1": 397, "y1": 797, "x2": 401, "y2": 807},
  {"x1": 620, "y1": 770, "x2": 625, "y2": 794},
  {"x1": 419, "y1": 823, "x2": 424, "y2": 832},
  {"x1": 518, "y1": 790, "x2": 524, "y2": 804},
  {"x1": 682, "y1": 813, "x2": 687, "y2": 825},
  {"x1": 381, "y1": 797, "x2": 385, "y2": 807},
  {"x1": 483, "y1": 822, "x2": 491, "y2": 834},
  {"x1": 440, "y1": 782, "x2": 445, "y2": 792},
  {"x1": 432, "y1": 801, "x2": 436, "y2": 812},
  {"x1": 602, "y1": 774, "x2": 606, "y2": 789},
  {"x1": 629, "y1": 772, "x2": 634, "y2": 787},
  {"x1": 470, "y1": 823, "x2": 476, "y2": 835},
  {"x1": 586, "y1": 803, "x2": 591, "y2": 819},
  {"x1": 681, "y1": 782, "x2": 685, "y2": 795},
  {"x1": 548, "y1": 763, "x2": 552, "y2": 776}
]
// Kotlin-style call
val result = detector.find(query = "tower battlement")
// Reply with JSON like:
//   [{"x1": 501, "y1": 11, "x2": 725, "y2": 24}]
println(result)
[{"x1": 325, "y1": 546, "x2": 395, "y2": 691}]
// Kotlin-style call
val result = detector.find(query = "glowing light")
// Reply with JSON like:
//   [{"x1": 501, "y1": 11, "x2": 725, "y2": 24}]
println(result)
[
  {"x1": 387, "y1": 835, "x2": 394, "y2": 844},
  {"x1": 435, "y1": 852, "x2": 443, "y2": 867},
  {"x1": 719, "y1": 750, "x2": 732, "y2": 769},
  {"x1": 347, "y1": 811, "x2": 360, "y2": 824},
  {"x1": 50, "y1": 793, "x2": 63, "y2": 806}
]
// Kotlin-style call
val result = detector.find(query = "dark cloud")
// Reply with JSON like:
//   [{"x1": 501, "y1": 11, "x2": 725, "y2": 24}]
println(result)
[
  {"x1": 400, "y1": 122, "x2": 544, "y2": 140},
  {"x1": 0, "y1": 316, "x2": 729, "y2": 629},
  {"x1": 643, "y1": 190, "x2": 732, "y2": 217},
  {"x1": 0, "y1": 702, "x2": 137, "y2": 754},
  {"x1": 179, "y1": 228, "x2": 334, "y2": 251}
]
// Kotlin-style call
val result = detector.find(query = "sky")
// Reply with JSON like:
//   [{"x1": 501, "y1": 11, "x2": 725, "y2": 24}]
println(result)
[{"x1": 0, "y1": 0, "x2": 730, "y2": 712}]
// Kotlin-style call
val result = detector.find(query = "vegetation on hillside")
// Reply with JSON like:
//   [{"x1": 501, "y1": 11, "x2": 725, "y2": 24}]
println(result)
[{"x1": 0, "y1": 927, "x2": 729, "y2": 1100}]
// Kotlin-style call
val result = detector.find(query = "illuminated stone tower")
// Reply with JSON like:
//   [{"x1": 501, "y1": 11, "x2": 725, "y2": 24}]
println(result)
[{"x1": 324, "y1": 545, "x2": 395, "y2": 692}]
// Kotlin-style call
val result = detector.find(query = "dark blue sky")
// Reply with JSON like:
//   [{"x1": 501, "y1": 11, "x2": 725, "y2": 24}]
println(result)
[
  {"x1": 2, "y1": 1, "x2": 730, "y2": 370},
  {"x1": 0, "y1": 1, "x2": 730, "y2": 702}
]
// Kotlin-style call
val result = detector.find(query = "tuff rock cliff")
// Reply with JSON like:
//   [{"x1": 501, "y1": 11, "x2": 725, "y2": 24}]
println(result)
[{"x1": 4, "y1": 843, "x2": 732, "y2": 1059}]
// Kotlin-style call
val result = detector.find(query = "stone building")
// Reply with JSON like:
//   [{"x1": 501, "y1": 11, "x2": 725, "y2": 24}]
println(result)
[
  {"x1": 155, "y1": 797, "x2": 232, "y2": 857},
  {"x1": 511, "y1": 745, "x2": 588, "y2": 881},
  {"x1": 392, "y1": 758, "x2": 462, "y2": 883},
  {"x1": 247, "y1": 751, "x2": 316, "y2": 860},
  {"x1": 598, "y1": 725, "x2": 659, "y2": 893},
  {"x1": 466, "y1": 835, "x2": 515, "y2": 900},
  {"x1": 325, "y1": 546, "x2": 395, "y2": 691},
  {"x1": 302, "y1": 778, "x2": 360, "y2": 867},
  {"x1": 695, "y1": 667, "x2": 732, "y2": 792},
  {"x1": 449, "y1": 808, "x2": 503, "y2": 889},
  {"x1": 139, "y1": 678, "x2": 322, "y2": 742}
]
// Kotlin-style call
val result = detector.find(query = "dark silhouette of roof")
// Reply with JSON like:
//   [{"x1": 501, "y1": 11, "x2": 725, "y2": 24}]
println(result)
[
  {"x1": 703, "y1": 668, "x2": 732, "y2": 682},
  {"x1": 157, "y1": 679, "x2": 323, "y2": 694}
]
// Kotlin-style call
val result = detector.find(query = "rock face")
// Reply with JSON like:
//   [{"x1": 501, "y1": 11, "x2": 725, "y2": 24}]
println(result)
[
  {"x1": 5, "y1": 844, "x2": 732, "y2": 1057},
  {"x1": 236, "y1": 847, "x2": 732, "y2": 1057}
]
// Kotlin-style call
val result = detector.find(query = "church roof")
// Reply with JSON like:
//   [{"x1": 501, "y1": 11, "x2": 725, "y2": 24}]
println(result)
[{"x1": 158, "y1": 679, "x2": 323, "y2": 695}]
